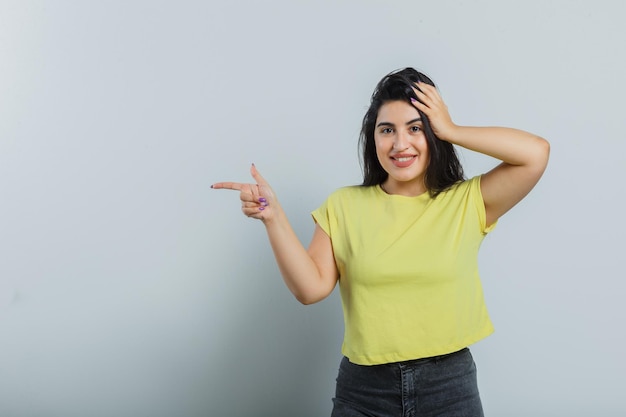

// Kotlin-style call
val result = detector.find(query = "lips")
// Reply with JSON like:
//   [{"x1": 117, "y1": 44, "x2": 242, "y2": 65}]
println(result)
[{"x1": 391, "y1": 154, "x2": 417, "y2": 168}]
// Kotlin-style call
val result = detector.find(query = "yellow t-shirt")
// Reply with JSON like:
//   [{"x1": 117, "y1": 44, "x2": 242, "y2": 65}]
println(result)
[{"x1": 311, "y1": 176, "x2": 496, "y2": 365}]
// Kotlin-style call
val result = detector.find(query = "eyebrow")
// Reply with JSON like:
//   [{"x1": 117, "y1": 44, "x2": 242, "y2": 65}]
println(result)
[{"x1": 376, "y1": 118, "x2": 422, "y2": 128}]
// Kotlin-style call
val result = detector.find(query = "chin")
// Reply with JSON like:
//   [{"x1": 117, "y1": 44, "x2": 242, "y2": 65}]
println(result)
[{"x1": 393, "y1": 174, "x2": 424, "y2": 183}]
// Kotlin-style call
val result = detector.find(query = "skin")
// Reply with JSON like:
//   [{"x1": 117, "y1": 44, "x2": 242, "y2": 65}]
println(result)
[
  {"x1": 411, "y1": 82, "x2": 550, "y2": 226},
  {"x1": 212, "y1": 82, "x2": 550, "y2": 304},
  {"x1": 374, "y1": 100, "x2": 430, "y2": 197}
]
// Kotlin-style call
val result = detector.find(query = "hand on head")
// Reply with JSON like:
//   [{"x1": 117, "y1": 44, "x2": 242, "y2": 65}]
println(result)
[
  {"x1": 211, "y1": 164, "x2": 277, "y2": 222},
  {"x1": 411, "y1": 82, "x2": 457, "y2": 141}
]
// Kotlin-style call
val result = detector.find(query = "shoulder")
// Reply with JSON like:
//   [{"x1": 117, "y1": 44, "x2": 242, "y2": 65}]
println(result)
[
  {"x1": 438, "y1": 176, "x2": 481, "y2": 198},
  {"x1": 431, "y1": 176, "x2": 485, "y2": 209},
  {"x1": 327, "y1": 185, "x2": 378, "y2": 201},
  {"x1": 316, "y1": 185, "x2": 379, "y2": 214}
]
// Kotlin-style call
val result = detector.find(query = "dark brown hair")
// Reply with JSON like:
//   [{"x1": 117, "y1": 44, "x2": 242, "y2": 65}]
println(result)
[{"x1": 359, "y1": 68, "x2": 464, "y2": 197}]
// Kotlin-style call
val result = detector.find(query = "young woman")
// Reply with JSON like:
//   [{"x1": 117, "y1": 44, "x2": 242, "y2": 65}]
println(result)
[{"x1": 212, "y1": 68, "x2": 549, "y2": 416}]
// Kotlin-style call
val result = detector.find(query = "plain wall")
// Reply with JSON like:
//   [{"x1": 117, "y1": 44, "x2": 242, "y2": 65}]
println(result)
[{"x1": 0, "y1": 1, "x2": 624, "y2": 416}]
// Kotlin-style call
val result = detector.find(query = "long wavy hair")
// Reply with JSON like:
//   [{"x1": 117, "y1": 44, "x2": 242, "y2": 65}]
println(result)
[{"x1": 359, "y1": 68, "x2": 464, "y2": 197}]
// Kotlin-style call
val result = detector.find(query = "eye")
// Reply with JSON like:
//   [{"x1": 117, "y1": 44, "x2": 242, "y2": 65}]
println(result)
[
  {"x1": 410, "y1": 125, "x2": 421, "y2": 133},
  {"x1": 380, "y1": 127, "x2": 394, "y2": 134}
]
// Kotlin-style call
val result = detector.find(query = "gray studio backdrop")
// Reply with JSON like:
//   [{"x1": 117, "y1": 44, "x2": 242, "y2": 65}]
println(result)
[{"x1": 0, "y1": 1, "x2": 624, "y2": 416}]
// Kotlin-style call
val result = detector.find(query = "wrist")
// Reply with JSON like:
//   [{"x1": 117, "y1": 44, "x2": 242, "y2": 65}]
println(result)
[
  {"x1": 437, "y1": 124, "x2": 462, "y2": 144},
  {"x1": 261, "y1": 204, "x2": 285, "y2": 227}
]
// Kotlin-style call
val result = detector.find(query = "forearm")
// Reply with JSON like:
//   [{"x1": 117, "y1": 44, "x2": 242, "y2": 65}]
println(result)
[
  {"x1": 441, "y1": 125, "x2": 550, "y2": 168},
  {"x1": 262, "y1": 210, "x2": 329, "y2": 304},
  {"x1": 213, "y1": 165, "x2": 335, "y2": 304}
]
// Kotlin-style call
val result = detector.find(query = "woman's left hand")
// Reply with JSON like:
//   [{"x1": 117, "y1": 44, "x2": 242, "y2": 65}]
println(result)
[{"x1": 411, "y1": 82, "x2": 458, "y2": 142}]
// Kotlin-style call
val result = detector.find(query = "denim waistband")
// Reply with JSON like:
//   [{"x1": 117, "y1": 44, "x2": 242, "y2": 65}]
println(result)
[{"x1": 391, "y1": 347, "x2": 469, "y2": 368}]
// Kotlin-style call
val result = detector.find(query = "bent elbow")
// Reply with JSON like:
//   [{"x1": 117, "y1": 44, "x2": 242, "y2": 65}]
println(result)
[
  {"x1": 296, "y1": 293, "x2": 323, "y2": 305},
  {"x1": 532, "y1": 136, "x2": 551, "y2": 171},
  {"x1": 292, "y1": 276, "x2": 337, "y2": 305},
  {"x1": 538, "y1": 136, "x2": 550, "y2": 158},
  {"x1": 295, "y1": 286, "x2": 335, "y2": 305}
]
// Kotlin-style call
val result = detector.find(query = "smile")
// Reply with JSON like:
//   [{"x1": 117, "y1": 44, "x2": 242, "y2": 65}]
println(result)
[{"x1": 391, "y1": 155, "x2": 417, "y2": 168}]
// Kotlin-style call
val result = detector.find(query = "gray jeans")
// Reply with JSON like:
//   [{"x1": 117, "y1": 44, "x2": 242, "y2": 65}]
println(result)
[{"x1": 331, "y1": 348, "x2": 484, "y2": 417}]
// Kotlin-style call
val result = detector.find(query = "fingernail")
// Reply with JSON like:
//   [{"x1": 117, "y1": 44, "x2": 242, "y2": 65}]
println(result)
[
  {"x1": 210, "y1": 184, "x2": 214, "y2": 189},
  {"x1": 259, "y1": 206, "x2": 265, "y2": 211},
  {"x1": 411, "y1": 98, "x2": 417, "y2": 103},
  {"x1": 259, "y1": 197, "x2": 267, "y2": 203}
]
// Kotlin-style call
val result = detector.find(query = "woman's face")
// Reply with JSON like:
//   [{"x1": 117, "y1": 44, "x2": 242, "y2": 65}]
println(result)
[{"x1": 374, "y1": 100, "x2": 430, "y2": 196}]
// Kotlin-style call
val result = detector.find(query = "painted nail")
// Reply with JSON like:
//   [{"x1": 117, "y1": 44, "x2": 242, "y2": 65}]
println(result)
[
  {"x1": 210, "y1": 184, "x2": 214, "y2": 188},
  {"x1": 411, "y1": 98, "x2": 418, "y2": 103},
  {"x1": 259, "y1": 206, "x2": 265, "y2": 211},
  {"x1": 259, "y1": 197, "x2": 267, "y2": 203}
]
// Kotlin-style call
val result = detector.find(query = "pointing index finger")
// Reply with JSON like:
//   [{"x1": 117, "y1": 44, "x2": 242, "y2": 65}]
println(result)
[{"x1": 211, "y1": 182, "x2": 245, "y2": 191}]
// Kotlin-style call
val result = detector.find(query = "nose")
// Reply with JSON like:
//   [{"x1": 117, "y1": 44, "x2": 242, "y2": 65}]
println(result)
[{"x1": 393, "y1": 130, "x2": 409, "y2": 151}]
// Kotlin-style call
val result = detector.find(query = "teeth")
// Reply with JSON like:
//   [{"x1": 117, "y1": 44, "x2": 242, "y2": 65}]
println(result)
[{"x1": 396, "y1": 157, "x2": 413, "y2": 162}]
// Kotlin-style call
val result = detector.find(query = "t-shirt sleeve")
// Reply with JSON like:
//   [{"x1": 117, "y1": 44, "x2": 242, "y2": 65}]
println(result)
[
  {"x1": 311, "y1": 196, "x2": 332, "y2": 236},
  {"x1": 470, "y1": 175, "x2": 497, "y2": 234}
]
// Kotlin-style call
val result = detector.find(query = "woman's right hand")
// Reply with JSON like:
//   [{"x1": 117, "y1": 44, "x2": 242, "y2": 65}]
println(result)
[
  {"x1": 211, "y1": 164, "x2": 279, "y2": 223},
  {"x1": 213, "y1": 164, "x2": 338, "y2": 304}
]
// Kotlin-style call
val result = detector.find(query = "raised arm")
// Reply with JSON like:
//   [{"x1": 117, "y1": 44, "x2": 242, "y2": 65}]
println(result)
[
  {"x1": 412, "y1": 82, "x2": 550, "y2": 226},
  {"x1": 212, "y1": 164, "x2": 338, "y2": 304}
]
